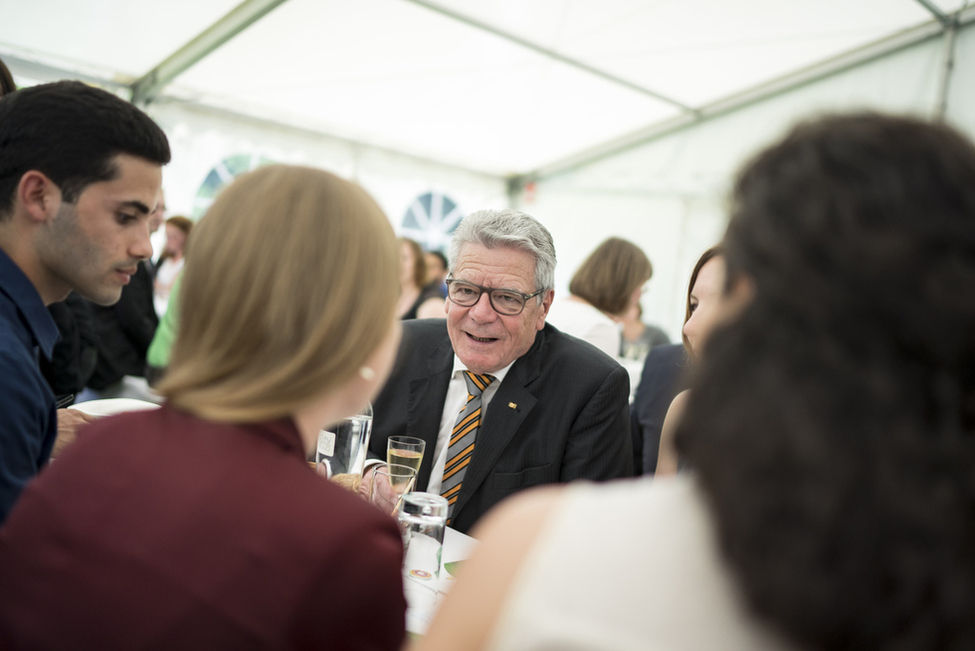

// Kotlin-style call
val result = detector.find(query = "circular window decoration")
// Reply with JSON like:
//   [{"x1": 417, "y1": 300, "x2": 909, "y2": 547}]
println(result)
[
  {"x1": 400, "y1": 192, "x2": 464, "y2": 253},
  {"x1": 192, "y1": 153, "x2": 275, "y2": 218}
]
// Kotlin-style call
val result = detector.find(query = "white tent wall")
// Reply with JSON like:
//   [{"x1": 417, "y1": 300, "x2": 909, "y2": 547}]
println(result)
[
  {"x1": 519, "y1": 21, "x2": 975, "y2": 342},
  {"x1": 145, "y1": 99, "x2": 508, "y2": 244}
]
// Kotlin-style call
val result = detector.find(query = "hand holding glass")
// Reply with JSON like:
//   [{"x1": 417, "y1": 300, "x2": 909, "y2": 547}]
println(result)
[{"x1": 369, "y1": 463, "x2": 417, "y2": 516}]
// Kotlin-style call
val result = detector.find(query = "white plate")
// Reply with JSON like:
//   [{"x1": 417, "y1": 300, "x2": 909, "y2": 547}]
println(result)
[{"x1": 68, "y1": 398, "x2": 161, "y2": 417}]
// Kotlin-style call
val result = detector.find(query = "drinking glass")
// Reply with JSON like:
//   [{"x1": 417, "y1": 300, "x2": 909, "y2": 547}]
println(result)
[
  {"x1": 386, "y1": 436, "x2": 425, "y2": 476},
  {"x1": 399, "y1": 492, "x2": 448, "y2": 611},
  {"x1": 315, "y1": 403, "x2": 372, "y2": 492},
  {"x1": 369, "y1": 463, "x2": 417, "y2": 517}
]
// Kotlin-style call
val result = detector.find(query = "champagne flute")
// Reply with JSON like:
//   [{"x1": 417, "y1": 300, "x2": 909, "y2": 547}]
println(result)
[{"x1": 387, "y1": 436, "x2": 425, "y2": 476}]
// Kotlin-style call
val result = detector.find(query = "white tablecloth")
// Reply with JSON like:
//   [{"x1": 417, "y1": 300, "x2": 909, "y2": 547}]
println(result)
[{"x1": 405, "y1": 526, "x2": 477, "y2": 635}]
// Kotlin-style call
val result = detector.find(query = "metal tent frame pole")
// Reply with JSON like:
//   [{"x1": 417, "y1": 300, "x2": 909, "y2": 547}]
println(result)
[
  {"x1": 402, "y1": 0, "x2": 697, "y2": 115},
  {"x1": 131, "y1": 0, "x2": 290, "y2": 106},
  {"x1": 528, "y1": 4, "x2": 975, "y2": 183}
]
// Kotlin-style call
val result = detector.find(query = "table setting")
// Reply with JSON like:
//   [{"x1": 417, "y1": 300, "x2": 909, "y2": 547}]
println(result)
[{"x1": 313, "y1": 404, "x2": 478, "y2": 634}]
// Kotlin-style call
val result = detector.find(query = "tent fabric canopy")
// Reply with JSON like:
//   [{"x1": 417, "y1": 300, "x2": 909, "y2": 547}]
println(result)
[{"x1": 0, "y1": 0, "x2": 970, "y2": 177}]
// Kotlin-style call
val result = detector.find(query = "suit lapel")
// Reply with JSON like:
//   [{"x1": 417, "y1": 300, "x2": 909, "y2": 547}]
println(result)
[
  {"x1": 406, "y1": 335, "x2": 454, "y2": 490},
  {"x1": 451, "y1": 328, "x2": 545, "y2": 518}
]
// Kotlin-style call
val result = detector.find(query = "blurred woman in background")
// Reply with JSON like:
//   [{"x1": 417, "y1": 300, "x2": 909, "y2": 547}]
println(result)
[
  {"x1": 655, "y1": 244, "x2": 725, "y2": 475},
  {"x1": 0, "y1": 165, "x2": 407, "y2": 650},
  {"x1": 153, "y1": 215, "x2": 193, "y2": 317},
  {"x1": 397, "y1": 237, "x2": 445, "y2": 319},
  {"x1": 546, "y1": 237, "x2": 652, "y2": 358}
]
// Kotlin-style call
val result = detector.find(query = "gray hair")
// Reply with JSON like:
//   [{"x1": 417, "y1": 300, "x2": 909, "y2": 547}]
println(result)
[{"x1": 448, "y1": 209, "x2": 557, "y2": 295}]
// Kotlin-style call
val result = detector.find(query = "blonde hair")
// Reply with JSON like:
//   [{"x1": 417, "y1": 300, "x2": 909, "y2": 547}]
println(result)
[
  {"x1": 569, "y1": 237, "x2": 652, "y2": 316},
  {"x1": 158, "y1": 165, "x2": 398, "y2": 422}
]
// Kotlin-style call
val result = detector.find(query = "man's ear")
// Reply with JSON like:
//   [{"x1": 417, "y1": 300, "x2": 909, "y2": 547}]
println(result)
[
  {"x1": 17, "y1": 171, "x2": 61, "y2": 223},
  {"x1": 535, "y1": 289, "x2": 555, "y2": 330}
]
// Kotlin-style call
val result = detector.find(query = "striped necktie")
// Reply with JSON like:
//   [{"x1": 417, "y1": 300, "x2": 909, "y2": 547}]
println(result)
[{"x1": 441, "y1": 371, "x2": 495, "y2": 523}]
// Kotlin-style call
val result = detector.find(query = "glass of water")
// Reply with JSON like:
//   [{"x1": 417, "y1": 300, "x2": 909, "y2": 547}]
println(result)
[
  {"x1": 369, "y1": 463, "x2": 417, "y2": 517},
  {"x1": 399, "y1": 492, "x2": 448, "y2": 582},
  {"x1": 315, "y1": 403, "x2": 372, "y2": 492}
]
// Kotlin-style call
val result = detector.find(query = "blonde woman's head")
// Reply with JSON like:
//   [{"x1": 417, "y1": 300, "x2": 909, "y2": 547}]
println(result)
[{"x1": 159, "y1": 165, "x2": 399, "y2": 422}]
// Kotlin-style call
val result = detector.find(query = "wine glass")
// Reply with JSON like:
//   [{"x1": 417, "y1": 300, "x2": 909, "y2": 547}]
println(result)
[{"x1": 386, "y1": 436, "x2": 425, "y2": 476}]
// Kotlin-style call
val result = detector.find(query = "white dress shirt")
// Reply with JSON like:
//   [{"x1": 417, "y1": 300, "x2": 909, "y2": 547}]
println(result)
[{"x1": 426, "y1": 356, "x2": 514, "y2": 494}]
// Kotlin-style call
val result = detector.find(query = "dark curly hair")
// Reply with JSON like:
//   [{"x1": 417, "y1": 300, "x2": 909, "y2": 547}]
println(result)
[
  {"x1": 0, "y1": 80, "x2": 170, "y2": 219},
  {"x1": 677, "y1": 113, "x2": 975, "y2": 650}
]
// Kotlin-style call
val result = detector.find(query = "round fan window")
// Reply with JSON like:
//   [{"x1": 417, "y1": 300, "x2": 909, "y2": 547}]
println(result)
[
  {"x1": 192, "y1": 153, "x2": 275, "y2": 218},
  {"x1": 400, "y1": 192, "x2": 463, "y2": 253}
]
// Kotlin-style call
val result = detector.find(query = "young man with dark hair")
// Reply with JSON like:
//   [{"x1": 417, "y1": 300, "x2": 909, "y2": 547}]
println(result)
[{"x1": 0, "y1": 81, "x2": 171, "y2": 521}]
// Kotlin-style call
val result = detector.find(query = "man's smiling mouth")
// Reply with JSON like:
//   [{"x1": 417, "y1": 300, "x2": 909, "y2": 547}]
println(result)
[{"x1": 467, "y1": 333, "x2": 498, "y2": 343}]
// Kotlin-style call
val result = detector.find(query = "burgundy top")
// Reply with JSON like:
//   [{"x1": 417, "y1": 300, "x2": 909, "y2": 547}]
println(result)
[{"x1": 0, "y1": 405, "x2": 406, "y2": 650}]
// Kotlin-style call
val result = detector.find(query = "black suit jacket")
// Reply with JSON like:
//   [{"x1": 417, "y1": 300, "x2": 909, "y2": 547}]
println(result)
[
  {"x1": 371, "y1": 319, "x2": 632, "y2": 534},
  {"x1": 630, "y1": 343, "x2": 688, "y2": 475},
  {"x1": 87, "y1": 261, "x2": 158, "y2": 390}
]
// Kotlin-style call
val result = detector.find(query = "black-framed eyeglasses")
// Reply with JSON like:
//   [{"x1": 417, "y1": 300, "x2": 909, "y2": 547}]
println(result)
[{"x1": 445, "y1": 278, "x2": 544, "y2": 316}]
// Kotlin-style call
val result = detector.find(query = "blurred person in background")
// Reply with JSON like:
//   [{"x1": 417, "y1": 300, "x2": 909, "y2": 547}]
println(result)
[
  {"x1": 655, "y1": 245, "x2": 724, "y2": 476},
  {"x1": 0, "y1": 57, "x2": 15, "y2": 96},
  {"x1": 144, "y1": 273, "x2": 180, "y2": 387},
  {"x1": 0, "y1": 165, "x2": 407, "y2": 649},
  {"x1": 153, "y1": 215, "x2": 191, "y2": 317},
  {"x1": 418, "y1": 112, "x2": 975, "y2": 651},
  {"x1": 398, "y1": 236, "x2": 444, "y2": 319},
  {"x1": 425, "y1": 248, "x2": 449, "y2": 298},
  {"x1": 146, "y1": 188, "x2": 165, "y2": 274},
  {"x1": 546, "y1": 237, "x2": 652, "y2": 359},
  {"x1": 619, "y1": 302, "x2": 670, "y2": 361}
]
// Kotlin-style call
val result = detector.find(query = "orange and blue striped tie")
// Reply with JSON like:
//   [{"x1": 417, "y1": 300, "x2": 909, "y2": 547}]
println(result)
[{"x1": 441, "y1": 371, "x2": 495, "y2": 523}]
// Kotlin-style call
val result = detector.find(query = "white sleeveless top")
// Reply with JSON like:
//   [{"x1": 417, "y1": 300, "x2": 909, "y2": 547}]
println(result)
[
  {"x1": 486, "y1": 476, "x2": 798, "y2": 651},
  {"x1": 546, "y1": 299, "x2": 620, "y2": 359}
]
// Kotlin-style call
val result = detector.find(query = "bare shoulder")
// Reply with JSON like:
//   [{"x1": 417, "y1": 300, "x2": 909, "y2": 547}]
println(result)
[
  {"x1": 474, "y1": 484, "x2": 564, "y2": 542},
  {"x1": 667, "y1": 389, "x2": 691, "y2": 418},
  {"x1": 657, "y1": 390, "x2": 691, "y2": 476}
]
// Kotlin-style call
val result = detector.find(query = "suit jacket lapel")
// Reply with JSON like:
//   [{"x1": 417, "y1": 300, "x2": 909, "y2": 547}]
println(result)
[
  {"x1": 406, "y1": 335, "x2": 454, "y2": 490},
  {"x1": 451, "y1": 329, "x2": 545, "y2": 518}
]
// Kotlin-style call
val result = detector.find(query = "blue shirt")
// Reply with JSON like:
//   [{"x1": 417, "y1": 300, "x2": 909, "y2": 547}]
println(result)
[{"x1": 0, "y1": 247, "x2": 58, "y2": 523}]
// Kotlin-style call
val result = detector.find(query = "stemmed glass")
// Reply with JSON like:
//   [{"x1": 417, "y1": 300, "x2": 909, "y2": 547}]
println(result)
[{"x1": 386, "y1": 436, "x2": 425, "y2": 476}]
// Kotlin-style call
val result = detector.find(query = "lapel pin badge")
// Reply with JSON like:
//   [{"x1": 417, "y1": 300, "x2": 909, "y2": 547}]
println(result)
[{"x1": 508, "y1": 402, "x2": 517, "y2": 409}]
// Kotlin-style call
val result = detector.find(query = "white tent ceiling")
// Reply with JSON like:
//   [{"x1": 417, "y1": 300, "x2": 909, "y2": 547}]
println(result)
[{"x1": 1, "y1": 0, "x2": 971, "y2": 177}]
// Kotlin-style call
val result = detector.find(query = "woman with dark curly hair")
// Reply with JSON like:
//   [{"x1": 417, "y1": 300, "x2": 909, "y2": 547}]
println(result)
[
  {"x1": 675, "y1": 113, "x2": 975, "y2": 650},
  {"x1": 417, "y1": 113, "x2": 975, "y2": 651}
]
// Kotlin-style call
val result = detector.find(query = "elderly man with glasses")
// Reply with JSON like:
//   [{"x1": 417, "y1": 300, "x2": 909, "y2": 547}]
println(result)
[{"x1": 370, "y1": 209, "x2": 632, "y2": 534}]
